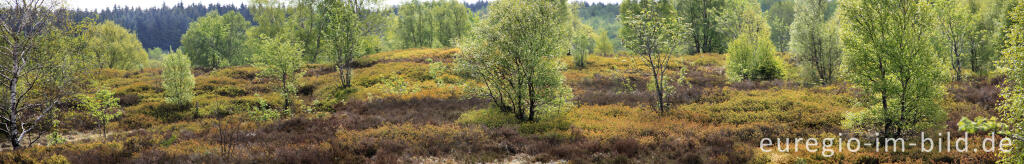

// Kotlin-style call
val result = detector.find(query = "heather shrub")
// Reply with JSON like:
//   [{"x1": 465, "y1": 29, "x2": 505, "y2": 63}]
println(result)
[
  {"x1": 313, "y1": 83, "x2": 357, "y2": 101},
  {"x1": 355, "y1": 48, "x2": 459, "y2": 65},
  {"x1": 206, "y1": 66, "x2": 260, "y2": 80},
  {"x1": 457, "y1": 108, "x2": 571, "y2": 135},
  {"x1": 353, "y1": 62, "x2": 430, "y2": 87},
  {"x1": 684, "y1": 53, "x2": 726, "y2": 67}
]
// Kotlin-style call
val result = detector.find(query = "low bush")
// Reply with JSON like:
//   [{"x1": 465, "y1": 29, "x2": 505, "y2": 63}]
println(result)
[
  {"x1": 206, "y1": 66, "x2": 260, "y2": 80},
  {"x1": 354, "y1": 48, "x2": 459, "y2": 66},
  {"x1": 339, "y1": 97, "x2": 487, "y2": 127},
  {"x1": 948, "y1": 77, "x2": 1003, "y2": 109},
  {"x1": 213, "y1": 85, "x2": 247, "y2": 97},
  {"x1": 457, "y1": 108, "x2": 572, "y2": 135},
  {"x1": 352, "y1": 62, "x2": 430, "y2": 87},
  {"x1": 678, "y1": 88, "x2": 850, "y2": 135},
  {"x1": 683, "y1": 53, "x2": 726, "y2": 67}
]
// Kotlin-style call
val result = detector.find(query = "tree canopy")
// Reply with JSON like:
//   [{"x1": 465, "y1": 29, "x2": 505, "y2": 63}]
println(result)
[
  {"x1": 396, "y1": 0, "x2": 475, "y2": 48},
  {"x1": 251, "y1": 35, "x2": 305, "y2": 111},
  {"x1": 82, "y1": 21, "x2": 148, "y2": 70},
  {"x1": 321, "y1": 0, "x2": 363, "y2": 87},
  {"x1": 179, "y1": 11, "x2": 251, "y2": 68},
  {"x1": 840, "y1": 0, "x2": 948, "y2": 138},
  {"x1": 161, "y1": 53, "x2": 195, "y2": 106},
  {"x1": 789, "y1": 0, "x2": 842, "y2": 84},
  {"x1": 619, "y1": 0, "x2": 690, "y2": 113},
  {"x1": 457, "y1": 0, "x2": 574, "y2": 121}
]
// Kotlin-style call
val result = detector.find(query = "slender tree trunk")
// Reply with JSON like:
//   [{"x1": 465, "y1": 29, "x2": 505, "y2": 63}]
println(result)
[
  {"x1": 8, "y1": 130, "x2": 19, "y2": 150},
  {"x1": 283, "y1": 72, "x2": 290, "y2": 111},
  {"x1": 877, "y1": 54, "x2": 892, "y2": 137},
  {"x1": 527, "y1": 81, "x2": 536, "y2": 121},
  {"x1": 102, "y1": 124, "x2": 107, "y2": 141},
  {"x1": 7, "y1": 70, "x2": 21, "y2": 150}
]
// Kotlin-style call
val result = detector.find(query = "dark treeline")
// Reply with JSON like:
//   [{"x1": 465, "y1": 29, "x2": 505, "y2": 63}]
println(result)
[
  {"x1": 464, "y1": 0, "x2": 489, "y2": 12},
  {"x1": 71, "y1": 3, "x2": 253, "y2": 50},
  {"x1": 69, "y1": 1, "x2": 626, "y2": 52}
]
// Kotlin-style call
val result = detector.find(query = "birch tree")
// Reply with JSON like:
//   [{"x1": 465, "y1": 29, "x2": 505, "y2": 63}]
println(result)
[
  {"x1": 321, "y1": 0, "x2": 362, "y2": 87},
  {"x1": 162, "y1": 53, "x2": 195, "y2": 106},
  {"x1": 252, "y1": 35, "x2": 305, "y2": 111},
  {"x1": 841, "y1": 0, "x2": 948, "y2": 138},
  {"x1": 620, "y1": 0, "x2": 690, "y2": 113},
  {"x1": 0, "y1": 0, "x2": 89, "y2": 149},
  {"x1": 456, "y1": 0, "x2": 574, "y2": 121},
  {"x1": 790, "y1": 0, "x2": 842, "y2": 85}
]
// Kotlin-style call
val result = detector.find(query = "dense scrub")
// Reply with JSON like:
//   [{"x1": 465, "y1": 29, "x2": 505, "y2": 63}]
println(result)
[{"x1": 0, "y1": 48, "x2": 1002, "y2": 163}]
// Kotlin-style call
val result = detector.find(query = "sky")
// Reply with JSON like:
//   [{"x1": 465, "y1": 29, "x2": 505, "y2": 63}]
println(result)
[{"x1": 68, "y1": 0, "x2": 621, "y2": 10}]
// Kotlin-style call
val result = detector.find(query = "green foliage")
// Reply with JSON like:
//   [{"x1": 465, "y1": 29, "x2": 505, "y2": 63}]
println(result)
[
  {"x1": 933, "y1": 0, "x2": 1004, "y2": 80},
  {"x1": 456, "y1": 108, "x2": 571, "y2": 135},
  {"x1": 677, "y1": 0, "x2": 730, "y2": 53},
  {"x1": 726, "y1": 34, "x2": 784, "y2": 82},
  {"x1": 248, "y1": 0, "x2": 293, "y2": 40},
  {"x1": 78, "y1": 89, "x2": 123, "y2": 139},
  {"x1": 993, "y1": 0, "x2": 1024, "y2": 162},
  {"x1": 964, "y1": 0, "x2": 1006, "y2": 78},
  {"x1": 291, "y1": 0, "x2": 326, "y2": 63},
  {"x1": 179, "y1": 11, "x2": 250, "y2": 68},
  {"x1": 83, "y1": 21, "x2": 148, "y2": 70},
  {"x1": 456, "y1": 0, "x2": 574, "y2": 121},
  {"x1": 765, "y1": 0, "x2": 795, "y2": 52},
  {"x1": 161, "y1": 53, "x2": 195, "y2": 106},
  {"x1": 247, "y1": 95, "x2": 286, "y2": 122},
  {"x1": 570, "y1": 8, "x2": 596, "y2": 68},
  {"x1": 594, "y1": 28, "x2": 615, "y2": 55},
  {"x1": 723, "y1": 1, "x2": 783, "y2": 82},
  {"x1": 577, "y1": 3, "x2": 624, "y2": 52},
  {"x1": 251, "y1": 35, "x2": 305, "y2": 111},
  {"x1": 719, "y1": 0, "x2": 785, "y2": 82},
  {"x1": 321, "y1": 0, "x2": 362, "y2": 87},
  {"x1": 789, "y1": 0, "x2": 843, "y2": 85},
  {"x1": 146, "y1": 47, "x2": 165, "y2": 60},
  {"x1": 0, "y1": 4, "x2": 91, "y2": 149},
  {"x1": 958, "y1": 117, "x2": 1009, "y2": 134},
  {"x1": 841, "y1": 0, "x2": 949, "y2": 137},
  {"x1": 246, "y1": 0, "x2": 300, "y2": 62},
  {"x1": 620, "y1": 0, "x2": 690, "y2": 113},
  {"x1": 935, "y1": 0, "x2": 974, "y2": 81},
  {"x1": 717, "y1": 0, "x2": 771, "y2": 41},
  {"x1": 396, "y1": 0, "x2": 474, "y2": 48}
]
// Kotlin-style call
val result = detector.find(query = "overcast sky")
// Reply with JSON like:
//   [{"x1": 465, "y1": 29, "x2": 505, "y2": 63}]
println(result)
[{"x1": 68, "y1": 0, "x2": 621, "y2": 10}]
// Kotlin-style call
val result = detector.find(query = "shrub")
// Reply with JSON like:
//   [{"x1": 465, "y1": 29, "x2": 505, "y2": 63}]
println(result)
[
  {"x1": 213, "y1": 86, "x2": 247, "y2": 97},
  {"x1": 207, "y1": 66, "x2": 260, "y2": 80},
  {"x1": 78, "y1": 89, "x2": 124, "y2": 139},
  {"x1": 251, "y1": 35, "x2": 305, "y2": 111},
  {"x1": 355, "y1": 48, "x2": 459, "y2": 65},
  {"x1": 353, "y1": 62, "x2": 430, "y2": 87},
  {"x1": 313, "y1": 83, "x2": 357, "y2": 101},
  {"x1": 338, "y1": 97, "x2": 487, "y2": 127},
  {"x1": 457, "y1": 108, "x2": 571, "y2": 135},
  {"x1": 455, "y1": 0, "x2": 575, "y2": 121},
  {"x1": 725, "y1": 33, "x2": 786, "y2": 82},
  {"x1": 114, "y1": 92, "x2": 141, "y2": 107},
  {"x1": 161, "y1": 53, "x2": 195, "y2": 105},
  {"x1": 82, "y1": 21, "x2": 148, "y2": 70}
]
